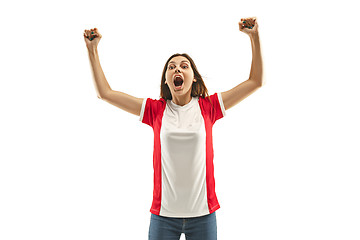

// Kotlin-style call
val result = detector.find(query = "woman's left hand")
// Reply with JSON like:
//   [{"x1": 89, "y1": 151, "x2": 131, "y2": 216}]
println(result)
[{"x1": 239, "y1": 17, "x2": 259, "y2": 37}]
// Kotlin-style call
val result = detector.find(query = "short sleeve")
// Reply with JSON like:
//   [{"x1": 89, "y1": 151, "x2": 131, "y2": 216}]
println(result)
[
  {"x1": 139, "y1": 98, "x2": 148, "y2": 123},
  {"x1": 212, "y1": 92, "x2": 226, "y2": 124},
  {"x1": 199, "y1": 92, "x2": 226, "y2": 125},
  {"x1": 139, "y1": 97, "x2": 166, "y2": 128}
]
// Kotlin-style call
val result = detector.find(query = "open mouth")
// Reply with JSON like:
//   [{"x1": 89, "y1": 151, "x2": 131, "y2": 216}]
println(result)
[{"x1": 174, "y1": 76, "x2": 184, "y2": 90}]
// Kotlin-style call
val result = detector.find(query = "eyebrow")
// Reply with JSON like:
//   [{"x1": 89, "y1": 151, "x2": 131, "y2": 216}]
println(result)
[{"x1": 169, "y1": 60, "x2": 190, "y2": 64}]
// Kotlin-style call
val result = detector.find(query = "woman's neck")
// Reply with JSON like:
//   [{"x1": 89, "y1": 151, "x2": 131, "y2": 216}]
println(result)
[{"x1": 171, "y1": 94, "x2": 192, "y2": 106}]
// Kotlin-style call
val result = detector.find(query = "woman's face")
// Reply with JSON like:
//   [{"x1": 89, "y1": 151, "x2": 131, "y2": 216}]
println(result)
[{"x1": 165, "y1": 56, "x2": 196, "y2": 97}]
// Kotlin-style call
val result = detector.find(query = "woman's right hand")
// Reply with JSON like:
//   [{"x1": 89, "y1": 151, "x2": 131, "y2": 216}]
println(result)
[{"x1": 83, "y1": 28, "x2": 102, "y2": 50}]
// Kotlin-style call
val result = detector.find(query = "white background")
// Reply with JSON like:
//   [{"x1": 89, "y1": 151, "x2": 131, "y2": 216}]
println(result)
[{"x1": 1, "y1": 0, "x2": 359, "y2": 239}]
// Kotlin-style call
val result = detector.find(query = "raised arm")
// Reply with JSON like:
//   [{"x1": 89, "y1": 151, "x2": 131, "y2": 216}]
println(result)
[
  {"x1": 221, "y1": 17, "x2": 263, "y2": 111},
  {"x1": 84, "y1": 28, "x2": 144, "y2": 116},
  {"x1": 86, "y1": 46, "x2": 111, "y2": 98}
]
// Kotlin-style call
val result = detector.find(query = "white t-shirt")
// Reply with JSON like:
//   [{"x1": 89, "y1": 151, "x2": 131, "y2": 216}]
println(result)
[{"x1": 139, "y1": 92, "x2": 226, "y2": 218}]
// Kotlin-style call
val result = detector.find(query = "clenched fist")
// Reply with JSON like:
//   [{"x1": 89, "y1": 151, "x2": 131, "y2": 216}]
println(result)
[
  {"x1": 83, "y1": 28, "x2": 102, "y2": 50},
  {"x1": 239, "y1": 17, "x2": 259, "y2": 37}
]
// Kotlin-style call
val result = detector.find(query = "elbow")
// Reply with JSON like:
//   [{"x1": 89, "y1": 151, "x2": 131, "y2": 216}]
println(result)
[
  {"x1": 250, "y1": 78, "x2": 264, "y2": 87},
  {"x1": 97, "y1": 89, "x2": 111, "y2": 100},
  {"x1": 97, "y1": 91, "x2": 110, "y2": 100},
  {"x1": 256, "y1": 76, "x2": 265, "y2": 87},
  {"x1": 258, "y1": 75, "x2": 265, "y2": 86}
]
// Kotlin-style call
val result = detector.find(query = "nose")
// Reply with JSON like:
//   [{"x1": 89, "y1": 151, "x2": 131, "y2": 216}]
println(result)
[{"x1": 175, "y1": 68, "x2": 181, "y2": 73}]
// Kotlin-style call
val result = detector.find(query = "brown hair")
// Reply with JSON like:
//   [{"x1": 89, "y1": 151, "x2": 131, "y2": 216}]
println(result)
[{"x1": 160, "y1": 53, "x2": 213, "y2": 106}]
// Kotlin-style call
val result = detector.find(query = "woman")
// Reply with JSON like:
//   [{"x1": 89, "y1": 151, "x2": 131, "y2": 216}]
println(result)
[{"x1": 84, "y1": 17, "x2": 263, "y2": 240}]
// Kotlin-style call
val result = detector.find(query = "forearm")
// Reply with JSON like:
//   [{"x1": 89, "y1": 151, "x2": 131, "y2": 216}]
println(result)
[
  {"x1": 87, "y1": 47, "x2": 112, "y2": 98},
  {"x1": 248, "y1": 33, "x2": 263, "y2": 85}
]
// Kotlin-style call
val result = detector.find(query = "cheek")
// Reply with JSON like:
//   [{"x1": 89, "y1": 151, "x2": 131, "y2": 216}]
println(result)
[
  {"x1": 166, "y1": 77, "x2": 172, "y2": 87},
  {"x1": 165, "y1": 73, "x2": 170, "y2": 82},
  {"x1": 186, "y1": 73, "x2": 194, "y2": 82}
]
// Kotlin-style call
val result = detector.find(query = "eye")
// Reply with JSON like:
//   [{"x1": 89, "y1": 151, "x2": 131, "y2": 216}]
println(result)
[
  {"x1": 169, "y1": 65, "x2": 174, "y2": 69},
  {"x1": 182, "y1": 65, "x2": 188, "y2": 69}
]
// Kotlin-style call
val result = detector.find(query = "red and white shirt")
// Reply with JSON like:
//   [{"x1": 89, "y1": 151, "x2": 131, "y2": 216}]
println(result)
[{"x1": 139, "y1": 92, "x2": 226, "y2": 218}]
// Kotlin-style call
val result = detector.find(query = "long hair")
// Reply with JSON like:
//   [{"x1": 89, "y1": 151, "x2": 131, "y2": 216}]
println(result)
[{"x1": 160, "y1": 53, "x2": 213, "y2": 106}]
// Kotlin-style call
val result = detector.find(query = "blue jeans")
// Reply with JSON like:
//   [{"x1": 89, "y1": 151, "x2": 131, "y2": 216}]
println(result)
[{"x1": 148, "y1": 212, "x2": 217, "y2": 240}]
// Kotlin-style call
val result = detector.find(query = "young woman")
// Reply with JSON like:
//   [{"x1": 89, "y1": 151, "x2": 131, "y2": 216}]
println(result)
[{"x1": 84, "y1": 17, "x2": 263, "y2": 240}]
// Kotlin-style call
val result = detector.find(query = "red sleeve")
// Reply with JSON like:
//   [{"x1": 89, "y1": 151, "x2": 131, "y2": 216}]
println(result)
[
  {"x1": 211, "y1": 92, "x2": 226, "y2": 124},
  {"x1": 139, "y1": 97, "x2": 166, "y2": 128},
  {"x1": 199, "y1": 92, "x2": 226, "y2": 125}
]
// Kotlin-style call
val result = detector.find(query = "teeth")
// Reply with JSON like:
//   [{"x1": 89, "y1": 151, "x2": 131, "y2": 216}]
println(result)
[{"x1": 174, "y1": 75, "x2": 183, "y2": 80}]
